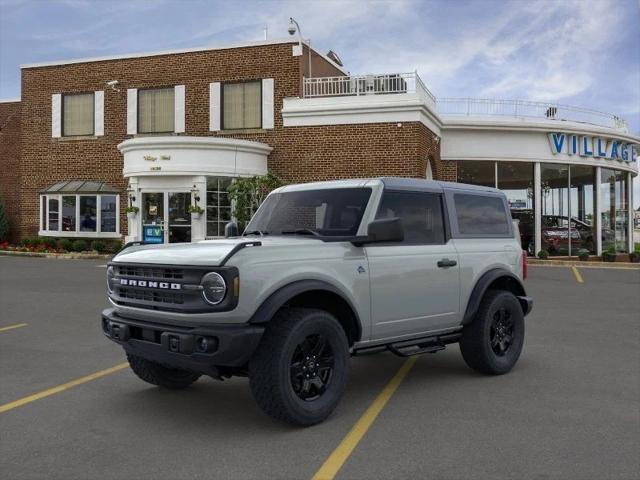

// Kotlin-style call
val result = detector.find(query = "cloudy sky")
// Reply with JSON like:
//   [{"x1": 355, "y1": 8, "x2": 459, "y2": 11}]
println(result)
[{"x1": 1, "y1": 0, "x2": 638, "y2": 202}]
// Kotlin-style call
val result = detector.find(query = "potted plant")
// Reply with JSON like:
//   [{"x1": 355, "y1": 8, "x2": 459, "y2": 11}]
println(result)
[
  {"x1": 602, "y1": 245, "x2": 617, "y2": 262},
  {"x1": 630, "y1": 247, "x2": 640, "y2": 263},
  {"x1": 537, "y1": 249, "x2": 549, "y2": 260},
  {"x1": 577, "y1": 249, "x2": 589, "y2": 261},
  {"x1": 187, "y1": 204, "x2": 204, "y2": 219},
  {"x1": 125, "y1": 206, "x2": 139, "y2": 220}
]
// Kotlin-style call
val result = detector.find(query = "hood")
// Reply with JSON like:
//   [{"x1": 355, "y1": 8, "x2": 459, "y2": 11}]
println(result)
[{"x1": 112, "y1": 236, "x2": 323, "y2": 266}]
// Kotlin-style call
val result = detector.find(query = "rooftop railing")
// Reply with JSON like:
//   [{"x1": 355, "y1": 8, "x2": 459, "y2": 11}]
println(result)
[
  {"x1": 301, "y1": 73, "x2": 628, "y2": 132},
  {"x1": 436, "y1": 98, "x2": 628, "y2": 132}
]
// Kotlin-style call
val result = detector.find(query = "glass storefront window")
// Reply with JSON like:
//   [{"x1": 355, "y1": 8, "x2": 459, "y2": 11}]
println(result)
[
  {"x1": 498, "y1": 162, "x2": 534, "y2": 253},
  {"x1": 569, "y1": 166, "x2": 596, "y2": 254},
  {"x1": 48, "y1": 197, "x2": 59, "y2": 231},
  {"x1": 541, "y1": 164, "x2": 571, "y2": 256},
  {"x1": 79, "y1": 196, "x2": 97, "y2": 232},
  {"x1": 206, "y1": 177, "x2": 233, "y2": 237},
  {"x1": 601, "y1": 169, "x2": 629, "y2": 253},
  {"x1": 457, "y1": 160, "x2": 495, "y2": 187},
  {"x1": 62, "y1": 196, "x2": 76, "y2": 232},
  {"x1": 100, "y1": 195, "x2": 117, "y2": 233}
]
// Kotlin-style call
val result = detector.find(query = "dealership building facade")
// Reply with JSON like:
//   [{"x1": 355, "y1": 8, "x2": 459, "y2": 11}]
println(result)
[{"x1": 0, "y1": 39, "x2": 637, "y2": 256}]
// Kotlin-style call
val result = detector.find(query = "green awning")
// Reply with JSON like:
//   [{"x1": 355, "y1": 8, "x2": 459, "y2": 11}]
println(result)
[{"x1": 41, "y1": 180, "x2": 119, "y2": 194}]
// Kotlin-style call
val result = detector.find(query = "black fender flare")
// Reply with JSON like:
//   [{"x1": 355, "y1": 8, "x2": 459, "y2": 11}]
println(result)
[
  {"x1": 462, "y1": 269, "x2": 528, "y2": 325},
  {"x1": 248, "y1": 279, "x2": 362, "y2": 341}
]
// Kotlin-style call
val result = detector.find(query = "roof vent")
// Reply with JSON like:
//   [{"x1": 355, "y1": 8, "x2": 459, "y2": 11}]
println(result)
[{"x1": 326, "y1": 50, "x2": 343, "y2": 67}]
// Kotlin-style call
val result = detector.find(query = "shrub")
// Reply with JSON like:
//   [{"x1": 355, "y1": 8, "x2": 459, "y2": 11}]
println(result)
[
  {"x1": 108, "y1": 239, "x2": 123, "y2": 253},
  {"x1": 20, "y1": 237, "x2": 37, "y2": 247},
  {"x1": 38, "y1": 237, "x2": 57, "y2": 249},
  {"x1": 57, "y1": 238, "x2": 73, "y2": 251},
  {"x1": 71, "y1": 239, "x2": 88, "y2": 252},
  {"x1": 90, "y1": 240, "x2": 107, "y2": 253},
  {"x1": 630, "y1": 251, "x2": 640, "y2": 263},
  {"x1": 603, "y1": 245, "x2": 617, "y2": 262},
  {"x1": 577, "y1": 249, "x2": 589, "y2": 261},
  {"x1": 0, "y1": 197, "x2": 9, "y2": 242},
  {"x1": 537, "y1": 249, "x2": 549, "y2": 260}
]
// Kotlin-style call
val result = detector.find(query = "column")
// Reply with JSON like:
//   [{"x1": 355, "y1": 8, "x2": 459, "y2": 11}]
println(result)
[
  {"x1": 534, "y1": 162, "x2": 542, "y2": 255},
  {"x1": 595, "y1": 167, "x2": 602, "y2": 256}
]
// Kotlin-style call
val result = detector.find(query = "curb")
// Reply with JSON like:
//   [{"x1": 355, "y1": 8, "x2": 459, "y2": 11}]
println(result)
[
  {"x1": 529, "y1": 259, "x2": 640, "y2": 270},
  {"x1": 0, "y1": 250, "x2": 112, "y2": 260}
]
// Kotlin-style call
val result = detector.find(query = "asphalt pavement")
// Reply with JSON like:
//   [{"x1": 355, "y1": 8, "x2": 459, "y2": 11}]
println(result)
[{"x1": 0, "y1": 256, "x2": 638, "y2": 480}]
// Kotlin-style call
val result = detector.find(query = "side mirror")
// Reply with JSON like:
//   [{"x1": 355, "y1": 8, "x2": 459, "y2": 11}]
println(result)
[
  {"x1": 359, "y1": 217, "x2": 404, "y2": 244},
  {"x1": 224, "y1": 221, "x2": 239, "y2": 238}
]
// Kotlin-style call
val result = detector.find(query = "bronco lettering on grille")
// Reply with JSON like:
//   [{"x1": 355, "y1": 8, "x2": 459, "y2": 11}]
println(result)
[{"x1": 119, "y1": 279, "x2": 181, "y2": 290}]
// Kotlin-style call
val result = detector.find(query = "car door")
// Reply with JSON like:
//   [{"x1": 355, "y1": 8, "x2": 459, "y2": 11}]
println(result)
[{"x1": 365, "y1": 190, "x2": 460, "y2": 341}]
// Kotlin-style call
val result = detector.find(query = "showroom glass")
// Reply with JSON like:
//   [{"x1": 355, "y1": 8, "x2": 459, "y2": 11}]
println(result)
[
  {"x1": 100, "y1": 195, "x2": 117, "y2": 233},
  {"x1": 541, "y1": 164, "x2": 570, "y2": 256},
  {"x1": 246, "y1": 188, "x2": 372, "y2": 236},
  {"x1": 206, "y1": 177, "x2": 233, "y2": 237},
  {"x1": 454, "y1": 194, "x2": 510, "y2": 236},
  {"x1": 457, "y1": 160, "x2": 496, "y2": 187},
  {"x1": 601, "y1": 168, "x2": 629, "y2": 253},
  {"x1": 138, "y1": 88, "x2": 175, "y2": 133},
  {"x1": 62, "y1": 196, "x2": 76, "y2": 232},
  {"x1": 48, "y1": 197, "x2": 59, "y2": 231},
  {"x1": 569, "y1": 165, "x2": 596, "y2": 254},
  {"x1": 62, "y1": 93, "x2": 94, "y2": 136},
  {"x1": 79, "y1": 196, "x2": 97, "y2": 232},
  {"x1": 375, "y1": 191, "x2": 445, "y2": 244},
  {"x1": 498, "y1": 162, "x2": 535, "y2": 252},
  {"x1": 223, "y1": 81, "x2": 261, "y2": 130},
  {"x1": 168, "y1": 192, "x2": 191, "y2": 243}
]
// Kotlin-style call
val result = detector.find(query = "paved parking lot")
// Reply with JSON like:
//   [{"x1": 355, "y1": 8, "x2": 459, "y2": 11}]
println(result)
[{"x1": 1, "y1": 256, "x2": 638, "y2": 480}]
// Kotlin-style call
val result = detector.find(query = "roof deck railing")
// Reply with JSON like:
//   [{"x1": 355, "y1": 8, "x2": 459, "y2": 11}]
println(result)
[{"x1": 302, "y1": 73, "x2": 628, "y2": 132}]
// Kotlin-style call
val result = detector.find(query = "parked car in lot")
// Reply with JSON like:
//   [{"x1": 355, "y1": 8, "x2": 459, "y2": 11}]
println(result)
[{"x1": 102, "y1": 178, "x2": 532, "y2": 426}]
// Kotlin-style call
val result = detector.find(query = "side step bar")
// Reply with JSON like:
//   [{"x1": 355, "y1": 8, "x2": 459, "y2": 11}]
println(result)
[{"x1": 353, "y1": 332, "x2": 462, "y2": 358}]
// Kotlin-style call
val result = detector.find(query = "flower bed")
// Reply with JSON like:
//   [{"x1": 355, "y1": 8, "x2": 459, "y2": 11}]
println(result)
[{"x1": 0, "y1": 237, "x2": 122, "y2": 255}]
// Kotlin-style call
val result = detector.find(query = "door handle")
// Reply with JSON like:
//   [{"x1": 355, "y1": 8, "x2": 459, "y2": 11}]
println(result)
[{"x1": 437, "y1": 258, "x2": 457, "y2": 268}]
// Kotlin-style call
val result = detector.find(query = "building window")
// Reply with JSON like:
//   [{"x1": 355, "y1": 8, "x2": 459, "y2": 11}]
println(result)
[
  {"x1": 40, "y1": 193, "x2": 119, "y2": 237},
  {"x1": 457, "y1": 160, "x2": 496, "y2": 187},
  {"x1": 222, "y1": 81, "x2": 261, "y2": 130},
  {"x1": 601, "y1": 168, "x2": 629, "y2": 253},
  {"x1": 376, "y1": 192, "x2": 445, "y2": 244},
  {"x1": 206, "y1": 177, "x2": 233, "y2": 237},
  {"x1": 569, "y1": 165, "x2": 596, "y2": 254},
  {"x1": 498, "y1": 162, "x2": 535, "y2": 253},
  {"x1": 62, "y1": 92, "x2": 94, "y2": 136},
  {"x1": 138, "y1": 88, "x2": 175, "y2": 133}
]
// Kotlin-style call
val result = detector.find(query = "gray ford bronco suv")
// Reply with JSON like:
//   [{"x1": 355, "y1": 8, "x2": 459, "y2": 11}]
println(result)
[{"x1": 102, "y1": 178, "x2": 532, "y2": 426}]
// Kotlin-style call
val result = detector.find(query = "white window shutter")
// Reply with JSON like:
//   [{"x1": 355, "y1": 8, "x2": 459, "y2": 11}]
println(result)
[
  {"x1": 262, "y1": 78, "x2": 274, "y2": 129},
  {"x1": 209, "y1": 82, "x2": 221, "y2": 131},
  {"x1": 127, "y1": 88, "x2": 137, "y2": 135},
  {"x1": 174, "y1": 85, "x2": 185, "y2": 133},
  {"x1": 94, "y1": 90, "x2": 104, "y2": 136},
  {"x1": 51, "y1": 94, "x2": 62, "y2": 138}
]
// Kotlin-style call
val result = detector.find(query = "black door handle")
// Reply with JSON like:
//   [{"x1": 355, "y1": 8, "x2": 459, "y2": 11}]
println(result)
[{"x1": 437, "y1": 258, "x2": 457, "y2": 268}]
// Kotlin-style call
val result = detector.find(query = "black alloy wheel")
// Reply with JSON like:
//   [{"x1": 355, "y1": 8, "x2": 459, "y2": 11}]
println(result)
[
  {"x1": 490, "y1": 307, "x2": 514, "y2": 356},
  {"x1": 290, "y1": 334, "x2": 335, "y2": 401}
]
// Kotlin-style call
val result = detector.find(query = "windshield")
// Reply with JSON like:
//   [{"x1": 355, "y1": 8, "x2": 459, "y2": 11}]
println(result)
[{"x1": 245, "y1": 187, "x2": 372, "y2": 237}]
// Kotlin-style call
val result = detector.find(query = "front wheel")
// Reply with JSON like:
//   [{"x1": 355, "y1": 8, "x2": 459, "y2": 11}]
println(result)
[
  {"x1": 249, "y1": 308, "x2": 350, "y2": 426},
  {"x1": 459, "y1": 290, "x2": 525, "y2": 375}
]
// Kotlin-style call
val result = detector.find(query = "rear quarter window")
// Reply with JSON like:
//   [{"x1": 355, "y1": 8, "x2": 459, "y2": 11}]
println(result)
[{"x1": 454, "y1": 193, "x2": 510, "y2": 236}]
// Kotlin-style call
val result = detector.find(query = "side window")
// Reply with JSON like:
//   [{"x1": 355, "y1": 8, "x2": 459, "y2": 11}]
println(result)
[
  {"x1": 375, "y1": 191, "x2": 445, "y2": 244},
  {"x1": 454, "y1": 194, "x2": 510, "y2": 235}
]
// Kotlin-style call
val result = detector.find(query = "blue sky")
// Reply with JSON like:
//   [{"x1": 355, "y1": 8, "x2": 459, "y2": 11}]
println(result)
[{"x1": 1, "y1": 0, "x2": 639, "y2": 202}]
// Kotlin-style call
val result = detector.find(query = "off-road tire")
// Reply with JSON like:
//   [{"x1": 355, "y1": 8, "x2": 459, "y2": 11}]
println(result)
[
  {"x1": 127, "y1": 354, "x2": 201, "y2": 389},
  {"x1": 249, "y1": 308, "x2": 350, "y2": 426},
  {"x1": 459, "y1": 290, "x2": 525, "y2": 375}
]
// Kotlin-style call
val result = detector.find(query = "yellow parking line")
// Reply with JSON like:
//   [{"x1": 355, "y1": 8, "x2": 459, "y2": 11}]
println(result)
[
  {"x1": 0, "y1": 363, "x2": 128, "y2": 414},
  {"x1": 571, "y1": 266, "x2": 584, "y2": 283},
  {"x1": 0, "y1": 323, "x2": 28, "y2": 333},
  {"x1": 311, "y1": 356, "x2": 418, "y2": 480}
]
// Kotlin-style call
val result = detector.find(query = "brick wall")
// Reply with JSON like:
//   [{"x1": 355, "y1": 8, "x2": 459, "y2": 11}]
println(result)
[
  {"x1": 17, "y1": 41, "x2": 441, "y2": 240},
  {"x1": 0, "y1": 101, "x2": 21, "y2": 242}
]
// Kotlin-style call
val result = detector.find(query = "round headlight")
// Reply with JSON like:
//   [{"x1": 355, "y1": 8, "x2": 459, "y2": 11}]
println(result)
[
  {"x1": 201, "y1": 272, "x2": 227, "y2": 305},
  {"x1": 106, "y1": 266, "x2": 115, "y2": 294}
]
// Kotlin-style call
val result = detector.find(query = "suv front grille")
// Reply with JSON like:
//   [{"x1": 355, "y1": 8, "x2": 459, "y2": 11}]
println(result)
[
  {"x1": 115, "y1": 265, "x2": 184, "y2": 280},
  {"x1": 118, "y1": 287, "x2": 184, "y2": 305}
]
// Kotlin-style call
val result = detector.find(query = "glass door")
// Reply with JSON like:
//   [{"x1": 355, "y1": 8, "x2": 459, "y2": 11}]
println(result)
[
  {"x1": 168, "y1": 192, "x2": 191, "y2": 243},
  {"x1": 142, "y1": 192, "x2": 165, "y2": 244}
]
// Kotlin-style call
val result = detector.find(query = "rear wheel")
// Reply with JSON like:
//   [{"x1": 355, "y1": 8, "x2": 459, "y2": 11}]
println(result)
[
  {"x1": 127, "y1": 354, "x2": 201, "y2": 389},
  {"x1": 459, "y1": 290, "x2": 525, "y2": 375},
  {"x1": 249, "y1": 308, "x2": 350, "y2": 426}
]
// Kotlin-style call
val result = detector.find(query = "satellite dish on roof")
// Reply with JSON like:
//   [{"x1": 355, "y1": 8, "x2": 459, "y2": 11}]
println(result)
[{"x1": 326, "y1": 50, "x2": 343, "y2": 67}]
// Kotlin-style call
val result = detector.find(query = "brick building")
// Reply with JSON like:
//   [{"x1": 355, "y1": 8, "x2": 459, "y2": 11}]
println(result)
[{"x1": 0, "y1": 38, "x2": 638, "y2": 255}]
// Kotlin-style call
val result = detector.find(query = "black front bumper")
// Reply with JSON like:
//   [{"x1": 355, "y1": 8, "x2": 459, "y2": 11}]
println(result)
[{"x1": 101, "y1": 308, "x2": 264, "y2": 376}]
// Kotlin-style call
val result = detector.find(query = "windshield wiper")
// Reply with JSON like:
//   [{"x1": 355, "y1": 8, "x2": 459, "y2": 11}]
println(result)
[
  {"x1": 281, "y1": 229, "x2": 321, "y2": 237},
  {"x1": 243, "y1": 230, "x2": 268, "y2": 236}
]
